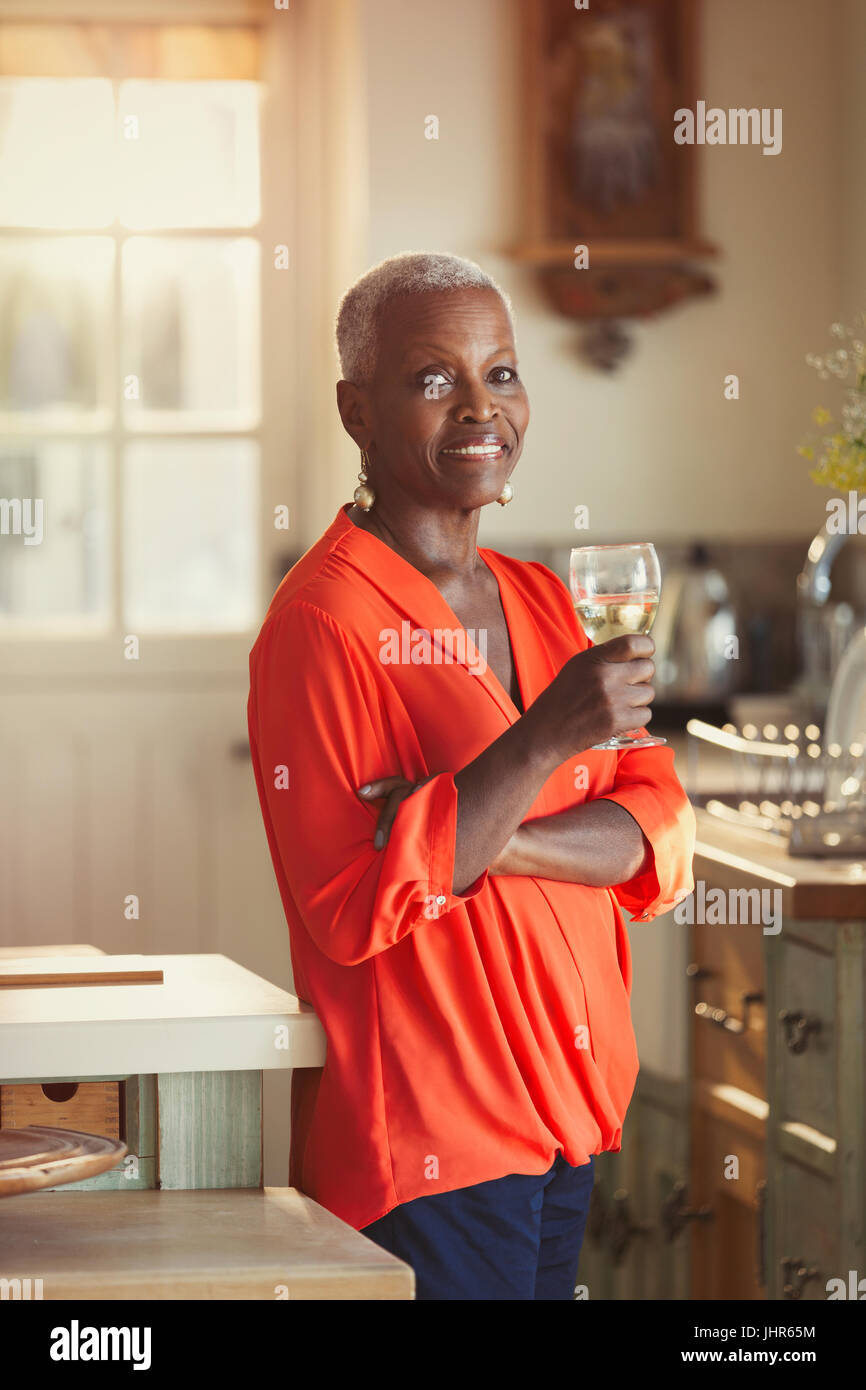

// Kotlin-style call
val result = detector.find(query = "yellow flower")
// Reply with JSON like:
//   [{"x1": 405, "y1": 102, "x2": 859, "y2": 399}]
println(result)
[{"x1": 812, "y1": 406, "x2": 831, "y2": 426}]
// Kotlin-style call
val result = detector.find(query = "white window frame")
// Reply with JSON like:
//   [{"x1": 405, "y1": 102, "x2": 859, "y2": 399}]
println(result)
[{"x1": 0, "y1": 4, "x2": 298, "y2": 679}]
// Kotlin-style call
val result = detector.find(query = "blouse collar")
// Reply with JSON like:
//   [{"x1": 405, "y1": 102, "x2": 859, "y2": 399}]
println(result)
[{"x1": 324, "y1": 503, "x2": 527, "y2": 722}]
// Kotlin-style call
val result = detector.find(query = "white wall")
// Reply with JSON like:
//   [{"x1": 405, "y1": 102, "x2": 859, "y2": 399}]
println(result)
[
  {"x1": 336, "y1": 0, "x2": 844, "y2": 547},
  {"x1": 841, "y1": 0, "x2": 866, "y2": 313}
]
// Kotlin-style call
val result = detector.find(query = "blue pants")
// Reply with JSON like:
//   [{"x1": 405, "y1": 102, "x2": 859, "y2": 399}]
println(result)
[{"x1": 360, "y1": 1154, "x2": 595, "y2": 1300}]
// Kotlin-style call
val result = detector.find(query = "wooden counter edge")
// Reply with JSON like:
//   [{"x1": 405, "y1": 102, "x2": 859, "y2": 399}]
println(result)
[{"x1": 693, "y1": 812, "x2": 866, "y2": 920}]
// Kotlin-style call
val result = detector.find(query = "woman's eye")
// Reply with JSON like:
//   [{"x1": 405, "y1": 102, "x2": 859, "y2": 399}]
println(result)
[{"x1": 490, "y1": 367, "x2": 519, "y2": 384}]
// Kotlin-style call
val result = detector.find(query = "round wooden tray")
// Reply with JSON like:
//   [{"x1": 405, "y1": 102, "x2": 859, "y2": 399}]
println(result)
[{"x1": 0, "y1": 1125, "x2": 127, "y2": 1197}]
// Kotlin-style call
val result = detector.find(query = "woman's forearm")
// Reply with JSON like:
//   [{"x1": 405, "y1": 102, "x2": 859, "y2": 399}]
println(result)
[
  {"x1": 490, "y1": 798, "x2": 652, "y2": 887},
  {"x1": 449, "y1": 636, "x2": 657, "y2": 894},
  {"x1": 451, "y1": 713, "x2": 561, "y2": 894}
]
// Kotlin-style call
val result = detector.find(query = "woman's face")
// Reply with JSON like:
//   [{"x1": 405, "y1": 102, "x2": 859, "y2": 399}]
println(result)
[{"x1": 350, "y1": 287, "x2": 529, "y2": 512}]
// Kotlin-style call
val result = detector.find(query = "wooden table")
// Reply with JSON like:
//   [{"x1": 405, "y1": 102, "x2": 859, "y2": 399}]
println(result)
[{"x1": 0, "y1": 1187, "x2": 413, "y2": 1299}]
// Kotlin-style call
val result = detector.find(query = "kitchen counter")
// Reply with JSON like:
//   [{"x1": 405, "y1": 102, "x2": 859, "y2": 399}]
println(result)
[
  {"x1": 661, "y1": 731, "x2": 866, "y2": 919},
  {"x1": 692, "y1": 808, "x2": 866, "y2": 919},
  {"x1": 0, "y1": 951, "x2": 326, "y2": 1080}
]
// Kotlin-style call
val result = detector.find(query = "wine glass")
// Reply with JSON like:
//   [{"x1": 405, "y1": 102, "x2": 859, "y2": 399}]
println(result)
[{"x1": 569, "y1": 542, "x2": 666, "y2": 750}]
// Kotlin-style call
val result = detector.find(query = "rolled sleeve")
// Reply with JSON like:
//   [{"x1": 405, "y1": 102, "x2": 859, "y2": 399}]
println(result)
[
  {"x1": 374, "y1": 770, "x2": 489, "y2": 930},
  {"x1": 601, "y1": 746, "x2": 696, "y2": 921},
  {"x1": 248, "y1": 600, "x2": 486, "y2": 966}
]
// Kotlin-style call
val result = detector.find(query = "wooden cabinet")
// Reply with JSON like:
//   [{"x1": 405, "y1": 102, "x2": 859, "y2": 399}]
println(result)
[
  {"x1": 586, "y1": 815, "x2": 866, "y2": 1300},
  {"x1": 579, "y1": 1073, "x2": 690, "y2": 1300},
  {"x1": 687, "y1": 913, "x2": 866, "y2": 1301},
  {"x1": 629, "y1": 1073, "x2": 691, "y2": 1300},
  {"x1": 688, "y1": 914, "x2": 767, "y2": 1299},
  {"x1": 689, "y1": 817, "x2": 866, "y2": 1302},
  {"x1": 689, "y1": 1096, "x2": 765, "y2": 1299},
  {"x1": 764, "y1": 917, "x2": 866, "y2": 1299}
]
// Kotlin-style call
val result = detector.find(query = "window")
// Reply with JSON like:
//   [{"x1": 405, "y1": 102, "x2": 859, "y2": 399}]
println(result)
[{"x1": 0, "y1": 53, "x2": 263, "y2": 635}]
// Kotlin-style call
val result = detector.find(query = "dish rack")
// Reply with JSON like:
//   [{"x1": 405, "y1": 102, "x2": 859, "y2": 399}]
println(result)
[{"x1": 686, "y1": 718, "x2": 866, "y2": 857}]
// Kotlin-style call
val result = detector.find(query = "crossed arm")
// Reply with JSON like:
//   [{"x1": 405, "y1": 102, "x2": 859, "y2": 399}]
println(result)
[
  {"x1": 357, "y1": 774, "x2": 651, "y2": 889},
  {"x1": 489, "y1": 797, "x2": 651, "y2": 886}
]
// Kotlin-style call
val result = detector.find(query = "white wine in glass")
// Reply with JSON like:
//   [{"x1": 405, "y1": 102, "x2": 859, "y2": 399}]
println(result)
[{"x1": 570, "y1": 542, "x2": 666, "y2": 750}]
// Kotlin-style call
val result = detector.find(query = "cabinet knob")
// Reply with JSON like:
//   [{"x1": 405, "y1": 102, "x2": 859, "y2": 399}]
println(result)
[
  {"x1": 780, "y1": 1256, "x2": 820, "y2": 1299},
  {"x1": 606, "y1": 1187, "x2": 654, "y2": 1264},
  {"x1": 660, "y1": 1180, "x2": 713, "y2": 1242},
  {"x1": 778, "y1": 1009, "x2": 822, "y2": 1053},
  {"x1": 685, "y1": 962, "x2": 715, "y2": 982},
  {"x1": 695, "y1": 991, "x2": 764, "y2": 1035}
]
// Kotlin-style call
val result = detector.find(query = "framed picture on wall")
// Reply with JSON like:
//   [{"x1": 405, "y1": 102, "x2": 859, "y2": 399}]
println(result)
[{"x1": 514, "y1": 0, "x2": 716, "y2": 366}]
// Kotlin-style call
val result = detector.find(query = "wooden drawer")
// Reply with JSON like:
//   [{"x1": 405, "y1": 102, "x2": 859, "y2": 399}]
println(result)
[
  {"x1": 690, "y1": 1099, "x2": 766, "y2": 1300},
  {"x1": 0, "y1": 1081, "x2": 121, "y2": 1140},
  {"x1": 691, "y1": 921, "x2": 766, "y2": 1102}
]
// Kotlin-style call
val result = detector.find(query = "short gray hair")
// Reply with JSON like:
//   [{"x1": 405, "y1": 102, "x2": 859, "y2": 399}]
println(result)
[{"x1": 335, "y1": 251, "x2": 513, "y2": 384}]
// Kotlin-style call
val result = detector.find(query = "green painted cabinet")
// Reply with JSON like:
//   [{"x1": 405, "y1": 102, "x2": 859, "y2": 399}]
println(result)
[
  {"x1": 578, "y1": 1072, "x2": 690, "y2": 1300},
  {"x1": 764, "y1": 917, "x2": 866, "y2": 1299}
]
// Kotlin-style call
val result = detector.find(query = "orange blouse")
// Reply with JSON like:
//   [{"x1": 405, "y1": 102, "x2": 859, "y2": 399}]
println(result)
[{"x1": 247, "y1": 503, "x2": 696, "y2": 1230}]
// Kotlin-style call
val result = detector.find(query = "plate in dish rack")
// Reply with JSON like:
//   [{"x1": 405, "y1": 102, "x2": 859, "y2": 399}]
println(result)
[{"x1": 825, "y1": 625, "x2": 866, "y2": 804}]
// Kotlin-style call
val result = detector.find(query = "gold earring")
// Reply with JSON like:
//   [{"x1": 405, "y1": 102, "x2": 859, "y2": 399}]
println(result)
[
  {"x1": 354, "y1": 449, "x2": 376, "y2": 512},
  {"x1": 496, "y1": 480, "x2": 513, "y2": 506}
]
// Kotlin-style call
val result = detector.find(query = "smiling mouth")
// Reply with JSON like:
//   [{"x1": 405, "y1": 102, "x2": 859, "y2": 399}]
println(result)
[{"x1": 440, "y1": 442, "x2": 507, "y2": 459}]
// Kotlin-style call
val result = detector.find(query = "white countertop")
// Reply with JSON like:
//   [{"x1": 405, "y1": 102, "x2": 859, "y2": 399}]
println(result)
[{"x1": 0, "y1": 953, "x2": 327, "y2": 1080}]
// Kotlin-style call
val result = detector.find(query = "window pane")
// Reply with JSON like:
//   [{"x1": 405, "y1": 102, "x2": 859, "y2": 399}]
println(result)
[
  {"x1": 118, "y1": 81, "x2": 261, "y2": 229},
  {"x1": 123, "y1": 439, "x2": 258, "y2": 633},
  {"x1": 122, "y1": 237, "x2": 259, "y2": 429},
  {"x1": 0, "y1": 79, "x2": 115, "y2": 228},
  {"x1": 0, "y1": 238, "x2": 113, "y2": 423},
  {"x1": 0, "y1": 440, "x2": 110, "y2": 628}
]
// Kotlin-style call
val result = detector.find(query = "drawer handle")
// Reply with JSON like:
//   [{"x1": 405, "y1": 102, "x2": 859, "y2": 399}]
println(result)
[
  {"x1": 686, "y1": 962, "x2": 716, "y2": 982},
  {"x1": 695, "y1": 991, "x2": 764, "y2": 1035},
  {"x1": 42, "y1": 1083, "x2": 79, "y2": 1103},
  {"x1": 780, "y1": 1256, "x2": 820, "y2": 1299},
  {"x1": 660, "y1": 1181, "x2": 713, "y2": 1242},
  {"x1": 606, "y1": 1187, "x2": 654, "y2": 1264},
  {"x1": 778, "y1": 1009, "x2": 822, "y2": 1053}
]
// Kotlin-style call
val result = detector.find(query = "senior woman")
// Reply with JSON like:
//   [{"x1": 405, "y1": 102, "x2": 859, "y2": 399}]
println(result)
[{"x1": 247, "y1": 251, "x2": 695, "y2": 1301}]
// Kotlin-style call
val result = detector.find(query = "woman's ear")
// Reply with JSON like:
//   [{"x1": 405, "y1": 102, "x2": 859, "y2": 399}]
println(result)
[{"x1": 336, "y1": 379, "x2": 372, "y2": 450}]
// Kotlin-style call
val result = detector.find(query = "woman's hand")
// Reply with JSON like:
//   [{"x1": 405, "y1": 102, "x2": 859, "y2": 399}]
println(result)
[
  {"x1": 356, "y1": 775, "x2": 436, "y2": 849},
  {"x1": 522, "y1": 633, "x2": 655, "y2": 763},
  {"x1": 358, "y1": 773, "x2": 519, "y2": 872}
]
